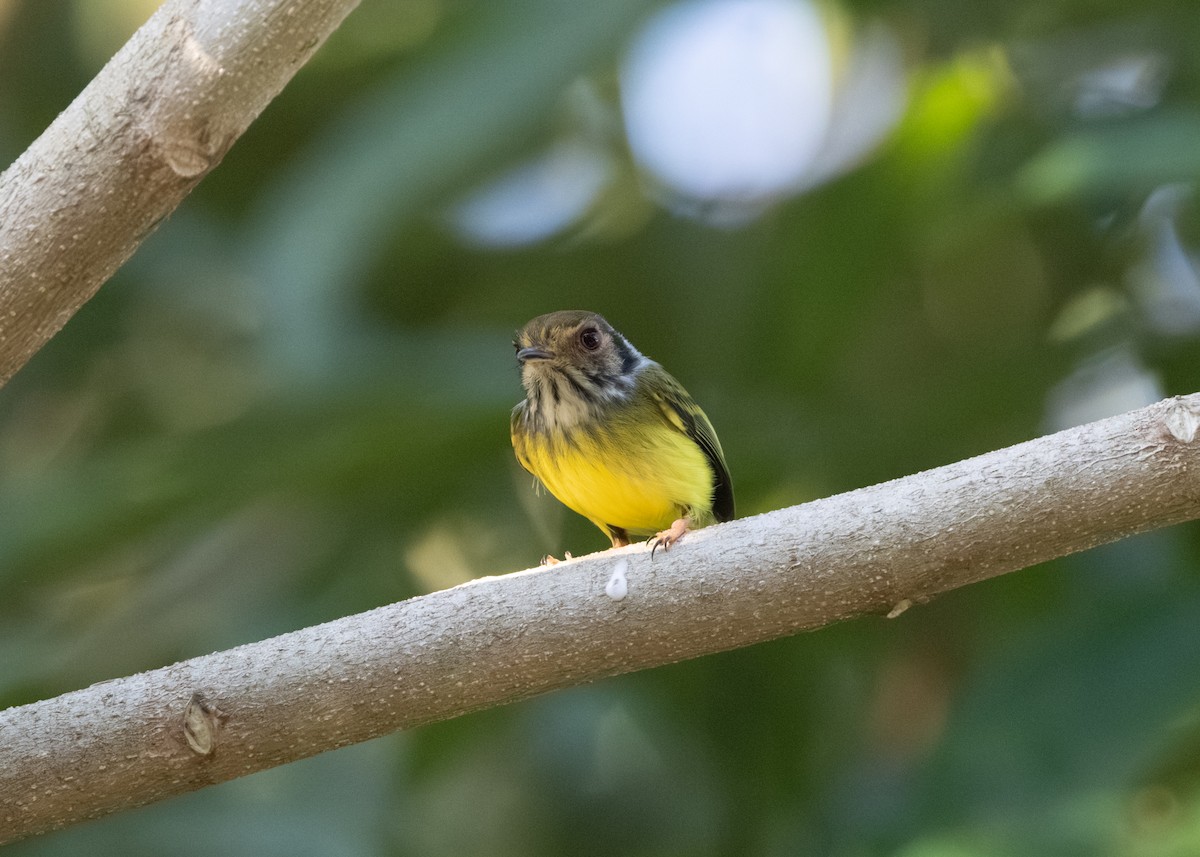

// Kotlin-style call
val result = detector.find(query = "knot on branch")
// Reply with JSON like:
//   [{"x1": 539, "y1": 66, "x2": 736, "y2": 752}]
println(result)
[
  {"x1": 134, "y1": 17, "x2": 237, "y2": 179},
  {"x1": 182, "y1": 692, "x2": 227, "y2": 757},
  {"x1": 1161, "y1": 397, "x2": 1200, "y2": 444}
]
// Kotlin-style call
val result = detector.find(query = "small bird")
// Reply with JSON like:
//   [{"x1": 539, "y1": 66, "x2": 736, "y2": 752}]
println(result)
[{"x1": 511, "y1": 310, "x2": 733, "y2": 555}]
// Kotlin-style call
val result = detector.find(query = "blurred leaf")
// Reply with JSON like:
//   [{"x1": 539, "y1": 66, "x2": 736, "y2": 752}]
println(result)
[{"x1": 1018, "y1": 111, "x2": 1200, "y2": 204}]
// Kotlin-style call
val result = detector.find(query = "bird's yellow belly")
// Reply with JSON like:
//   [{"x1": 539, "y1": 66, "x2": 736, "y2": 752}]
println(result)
[{"x1": 517, "y1": 426, "x2": 714, "y2": 536}]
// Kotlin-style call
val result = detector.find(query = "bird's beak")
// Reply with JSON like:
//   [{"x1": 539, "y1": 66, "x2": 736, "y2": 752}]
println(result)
[{"x1": 516, "y1": 346, "x2": 552, "y2": 363}]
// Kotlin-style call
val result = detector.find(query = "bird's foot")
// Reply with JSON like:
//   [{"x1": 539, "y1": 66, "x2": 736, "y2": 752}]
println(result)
[
  {"x1": 541, "y1": 551, "x2": 573, "y2": 566},
  {"x1": 650, "y1": 518, "x2": 690, "y2": 558}
]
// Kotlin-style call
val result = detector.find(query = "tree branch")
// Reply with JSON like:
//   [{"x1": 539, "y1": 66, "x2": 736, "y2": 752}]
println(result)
[
  {"x1": 0, "y1": 0, "x2": 361, "y2": 387},
  {"x1": 3, "y1": 394, "x2": 1200, "y2": 843}
]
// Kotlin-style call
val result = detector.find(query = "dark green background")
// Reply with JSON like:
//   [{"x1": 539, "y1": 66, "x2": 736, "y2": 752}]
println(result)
[{"x1": 4, "y1": 0, "x2": 1200, "y2": 853}]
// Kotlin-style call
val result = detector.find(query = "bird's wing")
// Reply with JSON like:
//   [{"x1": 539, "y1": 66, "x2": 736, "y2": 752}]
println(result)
[{"x1": 644, "y1": 364, "x2": 735, "y2": 522}]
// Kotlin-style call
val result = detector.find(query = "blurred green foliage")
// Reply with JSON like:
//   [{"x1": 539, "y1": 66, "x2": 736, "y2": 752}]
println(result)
[{"x1": 4, "y1": 0, "x2": 1200, "y2": 854}]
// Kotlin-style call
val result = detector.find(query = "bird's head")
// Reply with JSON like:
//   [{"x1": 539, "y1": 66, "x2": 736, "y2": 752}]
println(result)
[{"x1": 514, "y1": 311, "x2": 646, "y2": 414}]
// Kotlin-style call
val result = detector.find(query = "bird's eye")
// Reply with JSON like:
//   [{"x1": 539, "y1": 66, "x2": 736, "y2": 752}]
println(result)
[
  {"x1": 512, "y1": 340, "x2": 520, "y2": 352},
  {"x1": 579, "y1": 327, "x2": 601, "y2": 351}
]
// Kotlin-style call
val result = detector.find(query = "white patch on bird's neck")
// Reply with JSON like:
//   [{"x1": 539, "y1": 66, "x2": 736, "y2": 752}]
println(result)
[{"x1": 619, "y1": 335, "x2": 651, "y2": 372}]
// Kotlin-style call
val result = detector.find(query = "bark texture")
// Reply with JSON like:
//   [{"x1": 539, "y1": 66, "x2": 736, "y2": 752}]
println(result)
[
  {"x1": 0, "y1": 0, "x2": 361, "y2": 386},
  {"x1": 3, "y1": 394, "x2": 1200, "y2": 843}
]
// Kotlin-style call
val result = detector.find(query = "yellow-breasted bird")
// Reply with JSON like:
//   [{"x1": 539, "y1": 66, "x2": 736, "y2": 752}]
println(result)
[{"x1": 511, "y1": 310, "x2": 733, "y2": 554}]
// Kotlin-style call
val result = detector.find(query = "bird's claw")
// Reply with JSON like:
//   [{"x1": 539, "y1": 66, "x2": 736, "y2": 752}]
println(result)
[
  {"x1": 650, "y1": 518, "x2": 690, "y2": 558},
  {"x1": 541, "y1": 551, "x2": 573, "y2": 566}
]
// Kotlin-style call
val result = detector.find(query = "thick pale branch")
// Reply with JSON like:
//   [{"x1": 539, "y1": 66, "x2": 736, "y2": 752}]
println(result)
[
  {"x1": 4, "y1": 394, "x2": 1200, "y2": 842},
  {"x1": 0, "y1": 0, "x2": 361, "y2": 386}
]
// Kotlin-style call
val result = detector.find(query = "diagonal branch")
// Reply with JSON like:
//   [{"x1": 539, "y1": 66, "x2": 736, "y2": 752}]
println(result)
[
  {"x1": 4, "y1": 394, "x2": 1200, "y2": 843},
  {"x1": 0, "y1": 0, "x2": 361, "y2": 387}
]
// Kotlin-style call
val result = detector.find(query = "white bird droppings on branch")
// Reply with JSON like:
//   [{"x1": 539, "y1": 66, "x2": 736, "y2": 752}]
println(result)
[{"x1": 606, "y1": 559, "x2": 630, "y2": 601}]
